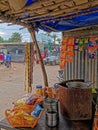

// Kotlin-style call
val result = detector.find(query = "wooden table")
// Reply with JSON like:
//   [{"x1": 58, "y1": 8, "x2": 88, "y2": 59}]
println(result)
[{"x1": 0, "y1": 113, "x2": 93, "y2": 130}]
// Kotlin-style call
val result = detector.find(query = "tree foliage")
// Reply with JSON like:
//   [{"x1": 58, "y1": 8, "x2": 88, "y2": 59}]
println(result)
[
  {"x1": 56, "y1": 38, "x2": 61, "y2": 44},
  {"x1": 8, "y1": 32, "x2": 22, "y2": 42},
  {"x1": 45, "y1": 32, "x2": 61, "y2": 45},
  {"x1": 0, "y1": 32, "x2": 22, "y2": 43},
  {"x1": 51, "y1": 34, "x2": 58, "y2": 45},
  {"x1": 0, "y1": 36, "x2": 4, "y2": 42}
]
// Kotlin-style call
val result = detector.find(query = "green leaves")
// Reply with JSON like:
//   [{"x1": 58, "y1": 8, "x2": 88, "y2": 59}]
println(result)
[
  {"x1": 0, "y1": 36, "x2": 4, "y2": 42},
  {"x1": 8, "y1": 32, "x2": 22, "y2": 42},
  {"x1": 0, "y1": 32, "x2": 22, "y2": 43},
  {"x1": 44, "y1": 32, "x2": 61, "y2": 45}
]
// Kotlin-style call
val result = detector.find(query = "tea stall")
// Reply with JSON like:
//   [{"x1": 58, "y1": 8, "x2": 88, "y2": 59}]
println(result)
[{"x1": 0, "y1": 0, "x2": 98, "y2": 130}]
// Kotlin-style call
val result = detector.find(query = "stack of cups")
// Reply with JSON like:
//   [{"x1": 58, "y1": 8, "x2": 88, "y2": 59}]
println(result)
[{"x1": 44, "y1": 98, "x2": 59, "y2": 127}]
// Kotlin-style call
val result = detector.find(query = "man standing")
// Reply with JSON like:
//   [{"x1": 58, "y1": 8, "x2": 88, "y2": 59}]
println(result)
[{"x1": 5, "y1": 52, "x2": 11, "y2": 68}]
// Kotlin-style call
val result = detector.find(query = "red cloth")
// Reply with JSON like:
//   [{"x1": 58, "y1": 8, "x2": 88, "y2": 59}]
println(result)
[
  {"x1": 0, "y1": 54, "x2": 4, "y2": 60},
  {"x1": 41, "y1": 54, "x2": 45, "y2": 59}
]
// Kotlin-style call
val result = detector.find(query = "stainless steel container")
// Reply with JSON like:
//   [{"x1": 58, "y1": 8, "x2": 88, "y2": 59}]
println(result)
[
  {"x1": 44, "y1": 98, "x2": 59, "y2": 113},
  {"x1": 46, "y1": 111, "x2": 58, "y2": 127},
  {"x1": 44, "y1": 98, "x2": 59, "y2": 127}
]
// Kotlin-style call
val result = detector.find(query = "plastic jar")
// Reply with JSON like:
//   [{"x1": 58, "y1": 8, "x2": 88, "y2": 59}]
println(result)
[{"x1": 36, "y1": 85, "x2": 43, "y2": 96}]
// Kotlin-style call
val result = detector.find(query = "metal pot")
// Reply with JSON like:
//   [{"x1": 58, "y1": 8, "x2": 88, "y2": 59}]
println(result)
[{"x1": 66, "y1": 81, "x2": 93, "y2": 89}]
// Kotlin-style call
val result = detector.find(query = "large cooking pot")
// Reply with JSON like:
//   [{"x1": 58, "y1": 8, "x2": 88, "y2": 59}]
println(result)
[{"x1": 66, "y1": 81, "x2": 93, "y2": 89}]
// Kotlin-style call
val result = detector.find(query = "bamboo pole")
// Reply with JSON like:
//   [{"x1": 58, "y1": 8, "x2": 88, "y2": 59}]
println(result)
[{"x1": 28, "y1": 28, "x2": 48, "y2": 88}]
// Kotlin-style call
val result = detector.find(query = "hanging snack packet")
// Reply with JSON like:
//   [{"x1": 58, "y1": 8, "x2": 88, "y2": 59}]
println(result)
[
  {"x1": 62, "y1": 37, "x2": 69, "y2": 45},
  {"x1": 60, "y1": 60, "x2": 66, "y2": 69},
  {"x1": 83, "y1": 38, "x2": 88, "y2": 49},
  {"x1": 78, "y1": 38, "x2": 84, "y2": 51},
  {"x1": 31, "y1": 104, "x2": 42, "y2": 117},
  {"x1": 74, "y1": 38, "x2": 79, "y2": 50}
]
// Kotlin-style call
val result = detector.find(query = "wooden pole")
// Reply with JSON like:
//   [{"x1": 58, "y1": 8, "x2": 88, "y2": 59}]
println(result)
[{"x1": 28, "y1": 28, "x2": 48, "y2": 88}]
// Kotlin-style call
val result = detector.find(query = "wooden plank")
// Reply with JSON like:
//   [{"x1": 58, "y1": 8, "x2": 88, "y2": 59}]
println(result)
[
  {"x1": 14, "y1": 0, "x2": 69, "y2": 17},
  {"x1": 74, "y1": 0, "x2": 88, "y2": 5},
  {"x1": 5, "y1": 0, "x2": 56, "y2": 15},
  {"x1": 20, "y1": 0, "x2": 98, "y2": 21}
]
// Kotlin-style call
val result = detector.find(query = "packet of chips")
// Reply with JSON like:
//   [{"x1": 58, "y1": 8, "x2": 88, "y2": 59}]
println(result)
[{"x1": 31, "y1": 104, "x2": 42, "y2": 117}]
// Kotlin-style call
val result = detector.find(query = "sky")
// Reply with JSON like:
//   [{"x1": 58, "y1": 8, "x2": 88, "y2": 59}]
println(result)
[{"x1": 0, "y1": 23, "x2": 62, "y2": 43}]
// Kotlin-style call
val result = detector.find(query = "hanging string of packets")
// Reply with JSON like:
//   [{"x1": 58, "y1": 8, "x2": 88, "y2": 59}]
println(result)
[
  {"x1": 60, "y1": 37, "x2": 98, "y2": 69},
  {"x1": 25, "y1": 43, "x2": 33, "y2": 93},
  {"x1": 74, "y1": 37, "x2": 98, "y2": 59},
  {"x1": 60, "y1": 37, "x2": 74, "y2": 69},
  {"x1": 87, "y1": 38, "x2": 98, "y2": 59}
]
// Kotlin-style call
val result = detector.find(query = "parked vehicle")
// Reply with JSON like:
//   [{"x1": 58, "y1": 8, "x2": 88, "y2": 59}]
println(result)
[{"x1": 43, "y1": 55, "x2": 59, "y2": 65}]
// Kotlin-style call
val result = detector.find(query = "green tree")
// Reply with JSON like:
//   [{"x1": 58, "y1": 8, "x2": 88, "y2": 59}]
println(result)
[
  {"x1": 8, "y1": 32, "x2": 22, "y2": 42},
  {"x1": 0, "y1": 36, "x2": 4, "y2": 42},
  {"x1": 45, "y1": 32, "x2": 58, "y2": 45},
  {"x1": 51, "y1": 34, "x2": 58, "y2": 45},
  {"x1": 56, "y1": 38, "x2": 61, "y2": 45},
  {"x1": 45, "y1": 32, "x2": 51, "y2": 37}
]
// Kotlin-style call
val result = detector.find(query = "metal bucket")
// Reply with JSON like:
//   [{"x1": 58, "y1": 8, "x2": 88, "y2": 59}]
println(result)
[
  {"x1": 66, "y1": 81, "x2": 93, "y2": 89},
  {"x1": 58, "y1": 81, "x2": 92, "y2": 120},
  {"x1": 46, "y1": 111, "x2": 58, "y2": 127}
]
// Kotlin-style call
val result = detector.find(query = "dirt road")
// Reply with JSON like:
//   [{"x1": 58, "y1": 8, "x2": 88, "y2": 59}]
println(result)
[{"x1": 0, "y1": 63, "x2": 59, "y2": 120}]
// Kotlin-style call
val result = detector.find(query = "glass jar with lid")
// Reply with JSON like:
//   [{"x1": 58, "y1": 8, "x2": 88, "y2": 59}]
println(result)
[{"x1": 36, "y1": 85, "x2": 43, "y2": 96}]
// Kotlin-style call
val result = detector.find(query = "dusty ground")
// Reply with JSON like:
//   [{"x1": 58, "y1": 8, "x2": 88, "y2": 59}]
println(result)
[{"x1": 0, "y1": 62, "x2": 59, "y2": 120}]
